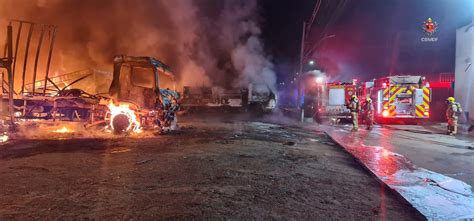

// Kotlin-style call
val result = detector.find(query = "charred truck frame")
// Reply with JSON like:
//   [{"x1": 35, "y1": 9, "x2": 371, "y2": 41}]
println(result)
[{"x1": 0, "y1": 20, "x2": 179, "y2": 134}]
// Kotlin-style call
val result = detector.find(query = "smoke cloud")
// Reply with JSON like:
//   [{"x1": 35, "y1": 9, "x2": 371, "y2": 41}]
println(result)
[{"x1": 0, "y1": 0, "x2": 277, "y2": 91}]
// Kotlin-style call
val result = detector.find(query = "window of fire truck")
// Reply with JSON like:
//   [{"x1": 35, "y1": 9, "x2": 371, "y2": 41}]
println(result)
[{"x1": 131, "y1": 66, "x2": 155, "y2": 89}]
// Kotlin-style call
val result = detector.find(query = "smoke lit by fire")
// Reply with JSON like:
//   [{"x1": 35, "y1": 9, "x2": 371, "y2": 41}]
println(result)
[{"x1": 0, "y1": 0, "x2": 277, "y2": 91}]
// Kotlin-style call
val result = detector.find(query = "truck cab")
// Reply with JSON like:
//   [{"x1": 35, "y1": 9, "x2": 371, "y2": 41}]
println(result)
[
  {"x1": 109, "y1": 55, "x2": 176, "y2": 110},
  {"x1": 108, "y1": 55, "x2": 179, "y2": 133}
]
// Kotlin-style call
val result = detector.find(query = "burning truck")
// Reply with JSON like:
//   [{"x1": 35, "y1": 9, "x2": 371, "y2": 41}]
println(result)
[{"x1": 0, "y1": 21, "x2": 179, "y2": 136}]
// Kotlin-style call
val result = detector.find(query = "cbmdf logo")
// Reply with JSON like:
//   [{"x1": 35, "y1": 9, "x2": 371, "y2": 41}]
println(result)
[
  {"x1": 421, "y1": 18, "x2": 438, "y2": 42},
  {"x1": 423, "y1": 18, "x2": 438, "y2": 36}
]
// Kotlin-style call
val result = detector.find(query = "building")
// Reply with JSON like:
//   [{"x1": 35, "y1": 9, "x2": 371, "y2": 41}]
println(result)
[{"x1": 455, "y1": 23, "x2": 474, "y2": 123}]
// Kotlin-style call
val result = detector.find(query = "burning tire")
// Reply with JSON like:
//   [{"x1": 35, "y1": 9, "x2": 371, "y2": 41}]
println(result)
[
  {"x1": 112, "y1": 114, "x2": 132, "y2": 134},
  {"x1": 107, "y1": 101, "x2": 141, "y2": 135}
]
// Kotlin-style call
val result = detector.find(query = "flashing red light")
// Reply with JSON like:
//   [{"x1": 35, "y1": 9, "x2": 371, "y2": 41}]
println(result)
[
  {"x1": 382, "y1": 110, "x2": 390, "y2": 118},
  {"x1": 425, "y1": 82, "x2": 430, "y2": 88},
  {"x1": 429, "y1": 82, "x2": 451, "y2": 88},
  {"x1": 382, "y1": 82, "x2": 387, "y2": 88}
]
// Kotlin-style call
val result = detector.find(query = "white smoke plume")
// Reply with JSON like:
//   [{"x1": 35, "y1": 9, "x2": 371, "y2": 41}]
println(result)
[{"x1": 0, "y1": 0, "x2": 277, "y2": 91}]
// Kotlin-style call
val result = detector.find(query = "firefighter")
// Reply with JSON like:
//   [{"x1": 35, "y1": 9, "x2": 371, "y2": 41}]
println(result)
[
  {"x1": 347, "y1": 95, "x2": 360, "y2": 132},
  {"x1": 446, "y1": 97, "x2": 462, "y2": 135},
  {"x1": 363, "y1": 97, "x2": 375, "y2": 130}
]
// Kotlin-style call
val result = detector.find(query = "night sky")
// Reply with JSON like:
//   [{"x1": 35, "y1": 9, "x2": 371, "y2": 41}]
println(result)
[{"x1": 260, "y1": 0, "x2": 473, "y2": 83}]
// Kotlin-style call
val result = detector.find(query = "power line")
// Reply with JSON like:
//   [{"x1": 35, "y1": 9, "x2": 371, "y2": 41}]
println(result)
[{"x1": 305, "y1": 0, "x2": 322, "y2": 39}]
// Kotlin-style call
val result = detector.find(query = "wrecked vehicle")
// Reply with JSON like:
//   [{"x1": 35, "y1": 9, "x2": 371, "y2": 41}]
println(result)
[
  {"x1": 181, "y1": 86, "x2": 214, "y2": 107},
  {"x1": 244, "y1": 83, "x2": 277, "y2": 114},
  {"x1": 107, "y1": 55, "x2": 180, "y2": 133},
  {"x1": 180, "y1": 83, "x2": 277, "y2": 115},
  {"x1": 1, "y1": 55, "x2": 180, "y2": 135},
  {"x1": 181, "y1": 86, "x2": 244, "y2": 108},
  {"x1": 0, "y1": 20, "x2": 179, "y2": 135}
]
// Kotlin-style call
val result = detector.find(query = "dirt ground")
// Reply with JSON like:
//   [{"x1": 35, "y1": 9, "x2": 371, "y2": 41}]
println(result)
[{"x1": 0, "y1": 114, "x2": 424, "y2": 220}]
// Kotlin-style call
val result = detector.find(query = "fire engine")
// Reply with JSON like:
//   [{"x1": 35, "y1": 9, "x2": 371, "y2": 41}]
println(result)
[
  {"x1": 359, "y1": 75, "x2": 432, "y2": 123},
  {"x1": 317, "y1": 82, "x2": 357, "y2": 121}
]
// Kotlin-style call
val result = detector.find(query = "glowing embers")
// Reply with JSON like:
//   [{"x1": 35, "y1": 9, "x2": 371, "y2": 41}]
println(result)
[
  {"x1": 107, "y1": 101, "x2": 142, "y2": 134},
  {"x1": 0, "y1": 133, "x2": 8, "y2": 143},
  {"x1": 53, "y1": 126, "x2": 74, "y2": 134}
]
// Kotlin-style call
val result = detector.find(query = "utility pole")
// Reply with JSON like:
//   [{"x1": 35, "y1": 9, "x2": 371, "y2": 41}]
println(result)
[
  {"x1": 298, "y1": 22, "x2": 306, "y2": 122},
  {"x1": 299, "y1": 22, "x2": 307, "y2": 81}
]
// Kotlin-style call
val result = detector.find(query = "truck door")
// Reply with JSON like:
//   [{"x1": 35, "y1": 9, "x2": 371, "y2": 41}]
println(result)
[{"x1": 414, "y1": 89, "x2": 424, "y2": 106}]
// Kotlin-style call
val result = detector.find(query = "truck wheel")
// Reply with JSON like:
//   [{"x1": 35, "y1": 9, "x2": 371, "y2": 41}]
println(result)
[{"x1": 112, "y1": 114, "x2": 131, "y2": 134}]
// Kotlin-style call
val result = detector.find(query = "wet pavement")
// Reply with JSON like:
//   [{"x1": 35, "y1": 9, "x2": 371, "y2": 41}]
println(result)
[
  {"x1": 319, "y1": 124, "x2": 474, "y2": 220},
  {"x1": 370, "y1": 125, "x2": 473, "y2": 186}
]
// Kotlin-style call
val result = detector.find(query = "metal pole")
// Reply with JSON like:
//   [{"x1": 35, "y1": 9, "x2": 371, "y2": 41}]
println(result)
[
  {"x1": 12, "y1": 21, "x2": 23, "y2": 77},
  {"x1": 43, "y1": 27, "x2": 56, "y2": 96},
  {"x1": 20, "y1": 23, "x2": 33, "y2": 94},
  {"x1": 32, "y1": 25, "x2": 45, "y2": 95},
  {"x1": 7, "y1": 24, "x2": 15, "y2": 126},
  {"x1": 298, "y1": 22, "x2": 306, "y2": 122},
  {"x1": 299, "y1": 22, "x2": 306, "y2": 81}
]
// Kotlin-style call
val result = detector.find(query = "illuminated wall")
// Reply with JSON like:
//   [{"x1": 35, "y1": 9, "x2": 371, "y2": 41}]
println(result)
[{"x1": 455, "y1": 23, "x2": 474, "y2": 122}]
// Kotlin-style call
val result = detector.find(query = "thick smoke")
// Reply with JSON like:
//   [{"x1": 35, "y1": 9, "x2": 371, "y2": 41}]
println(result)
[{"x1": 0, "y1": 0, "x2": 277, "y2": 91}]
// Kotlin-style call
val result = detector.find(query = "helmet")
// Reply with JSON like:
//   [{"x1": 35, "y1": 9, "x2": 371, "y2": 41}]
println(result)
[
  {"x1": 351, "y1": 95, "x2": 357, "y2": 100},
  {"x1": 447, "y1": 97, "x2": 455, "y2": 103},
  {"x1": 366, "y1": 97, "x2": 372, "y2": 102}
]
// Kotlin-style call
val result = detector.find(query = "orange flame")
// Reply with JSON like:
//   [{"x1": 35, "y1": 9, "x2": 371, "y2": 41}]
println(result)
[
  {"x1": 0, "y1": 133, "x2": 8, "y2": 143},
  {"x1": 53, "y1": 126, "x2": 74, "y2": 134},
  {"x1": 107, "y1": 101, "x2": 142, "y2": 133}
]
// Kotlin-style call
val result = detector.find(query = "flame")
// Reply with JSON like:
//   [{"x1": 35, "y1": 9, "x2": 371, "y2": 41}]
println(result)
[
  {"x1": 107, "y1": 101, "x2": 141, "y2": 133},
  {"x1": 0, "y1": 134, "x2": 8, "y2": 143},
  {"x1": 53, "y1": 126, "x2": 74, "y2": 133}
]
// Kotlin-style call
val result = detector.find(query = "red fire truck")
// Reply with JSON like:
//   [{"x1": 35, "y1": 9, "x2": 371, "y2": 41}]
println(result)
[
  {"x1": 359, "y1": 75, "x2": 432, "y2": 123},
  {"x1": 317, "y1": 82, "x2": 357, "y2": 121}
]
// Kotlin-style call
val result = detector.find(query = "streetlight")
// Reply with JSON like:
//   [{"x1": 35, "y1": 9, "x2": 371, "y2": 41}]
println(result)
[{"x1": 308, "y1": 60, "x2": 315, "y2": 66}]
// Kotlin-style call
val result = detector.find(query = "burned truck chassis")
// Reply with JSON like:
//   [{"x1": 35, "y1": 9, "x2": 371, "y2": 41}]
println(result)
[
  {"x1": 1, "y1": 20, "x2": 179, "y2": 134},
  {"x1": 5, "y1": 87, "x2": 179, "y2": 134}
]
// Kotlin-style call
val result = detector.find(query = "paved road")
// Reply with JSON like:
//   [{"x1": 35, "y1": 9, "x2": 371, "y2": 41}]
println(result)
[
  {"x1": 330, "y1": 124, "x2": 474, "y2": 187},
  {"x1": 0, "y1": 119, "x2": 423, "y2": 220},
  {"x1": 320, "y1": 123, "x2": 474, "y2": 220}
]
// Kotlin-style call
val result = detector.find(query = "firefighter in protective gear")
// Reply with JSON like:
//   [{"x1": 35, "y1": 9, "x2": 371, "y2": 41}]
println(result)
[
  {"x1": 347, "y1": 95, "x2": 360, "y2": 132},
  {"x1": 446, "y1": 97, "x2": 462, "y2": 135},
  {"x1": 363, "y1": 97, "x2": 375, "y2": 130}
]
